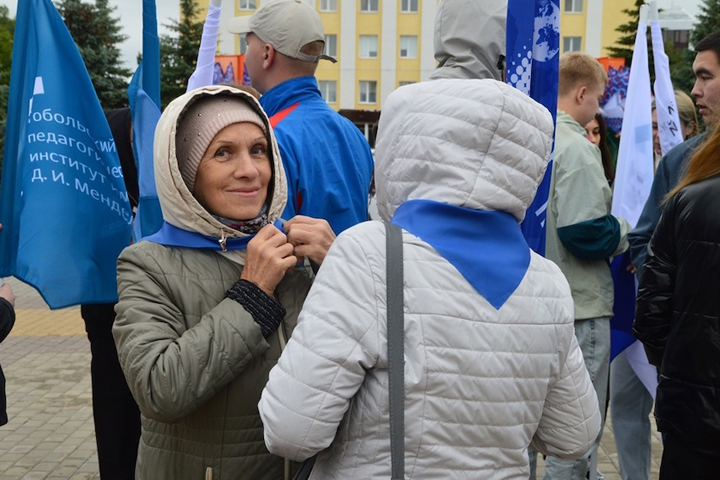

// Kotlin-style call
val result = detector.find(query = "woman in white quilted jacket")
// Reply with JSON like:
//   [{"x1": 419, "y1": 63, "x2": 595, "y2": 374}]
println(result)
[{"x1": 258, "y1": 78, "x2": 602, "y2": 479}]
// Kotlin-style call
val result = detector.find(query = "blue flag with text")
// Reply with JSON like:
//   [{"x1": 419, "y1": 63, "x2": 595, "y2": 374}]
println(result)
[
  {"x1": 506, "y1": 0, "x2": 560, "y2": 255},
  {"x1": 0, "y1": 0, "x2": 131, "y2": 308}
]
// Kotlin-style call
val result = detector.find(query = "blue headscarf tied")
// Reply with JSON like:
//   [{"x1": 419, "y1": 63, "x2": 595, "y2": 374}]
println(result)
[
  {"x1": 144, "y1": 220, "x2": 285, "y2": 250},
  {"x1": 391, "y1": 200, "x2": 531, "y2": 309}
]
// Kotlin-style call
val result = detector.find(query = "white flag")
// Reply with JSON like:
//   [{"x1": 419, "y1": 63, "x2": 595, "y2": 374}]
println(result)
[
  {"x1": 611, "y1": 7, "x2": 654, "y2": 227},
  {"x1": 187, "y1": 0, "x2": 223, "y2": 91},
  {"x1": 651, "y1": 4, "x2": 683, "y2": 156},
  {"x1": 611, "y1": 4, "x2": 659, "y2": 400}
]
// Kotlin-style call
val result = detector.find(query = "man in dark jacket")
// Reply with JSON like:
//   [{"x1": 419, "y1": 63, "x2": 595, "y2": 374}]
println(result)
[
  {"x1": 634, "y1": 168, "x2": 720, "y2": 478},
  {"x1": 612, "y1": 30, "x2": 720, "y2": 480}
]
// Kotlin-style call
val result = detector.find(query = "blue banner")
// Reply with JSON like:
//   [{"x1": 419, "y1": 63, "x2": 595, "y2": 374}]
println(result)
[
  {"x1": 128, "y1": 0, "x2": 163, "y2": 240},
  {"x1": 0, "y1": 0, "x2": 132, "y2": 308},
  {"x1": 506, "y1": 0, "x2": 560, "y2": 255}
]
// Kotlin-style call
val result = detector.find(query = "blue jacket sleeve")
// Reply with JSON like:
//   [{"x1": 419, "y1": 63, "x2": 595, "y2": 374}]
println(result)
[{"x1": 628, "y1": 135, "x2": 702, "y2": 277}]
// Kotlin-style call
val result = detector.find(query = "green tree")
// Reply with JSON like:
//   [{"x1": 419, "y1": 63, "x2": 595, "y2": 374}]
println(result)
[
  {"x1": 56, "y1": 0, "x2": 131, "y2": 110},
  {"x1": 159, "y1": 0, "x2": 204, "y2": 109},
  {"x1": 692, "y1": 0, "x2": 720, "y2": 47},
  {"x1": 0, "y1": 5, "x2": 15, "y2": 186},
  {"x1": 607, "y1": 0, "x2": 656, "y2": 81}
]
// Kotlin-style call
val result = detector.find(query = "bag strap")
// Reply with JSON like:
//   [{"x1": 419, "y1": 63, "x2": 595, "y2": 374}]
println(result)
[{"x1": 385, "y1": 221, "x2": 405, "y2": 480}]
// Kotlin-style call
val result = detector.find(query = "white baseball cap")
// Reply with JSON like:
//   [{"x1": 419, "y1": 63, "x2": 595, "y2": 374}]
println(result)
[{"x1": 228, "y1": 0, "x2": 337, "y2": 63}]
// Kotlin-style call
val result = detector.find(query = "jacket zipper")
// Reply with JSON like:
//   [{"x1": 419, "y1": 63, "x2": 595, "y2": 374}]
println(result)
[
  {"x1": 205, "y1": 466, "x2": 212, "y2": 480},
  {"x1": 218, "y1": 230, "x2": 228, "y2": 252}
]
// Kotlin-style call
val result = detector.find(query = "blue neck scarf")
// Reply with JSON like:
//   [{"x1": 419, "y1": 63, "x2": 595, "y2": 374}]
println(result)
[
  {"x1": 391, "y1": 200, "x2": 531, "y2": 309},
  {"x1": 144, "y1": 220, "x2": 284, "y2": 251}
]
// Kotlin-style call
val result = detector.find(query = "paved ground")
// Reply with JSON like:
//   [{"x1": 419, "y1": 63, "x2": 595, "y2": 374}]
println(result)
[{"x1": 0, "y1": 276, "x2": 663, "y2": 479}]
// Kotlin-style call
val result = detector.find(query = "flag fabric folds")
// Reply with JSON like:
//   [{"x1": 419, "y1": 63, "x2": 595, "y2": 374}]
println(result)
[
  {"x1": 650, "y1": 7, "x2": 684, "y2": 156},
  {"x1": 187, "y1": 1, "x2": 223, "y2": 92},
  {"x1": 129, "y1": 0, "x2": 163, "y2": 241},
  {"x1": 609, "y1": 6, "x2": 658, "y2": 400},
  {"x1": 506, "y1": 0, "x2": 560, "y2": 256},
  {"x1": 0, "y1": 0, "x2": 131, "y2": 308}
]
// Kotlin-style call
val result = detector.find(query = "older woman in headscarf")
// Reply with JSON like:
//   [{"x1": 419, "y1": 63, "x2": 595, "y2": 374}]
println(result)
[{"x1": 112, "y1": 85, "x2": 333, "y2": 480}]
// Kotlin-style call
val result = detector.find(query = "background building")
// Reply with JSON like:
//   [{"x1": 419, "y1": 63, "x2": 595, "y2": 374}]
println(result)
[
  {"x1": 198, "y1": 0, "x2": 436, "y2": 118},
  {"x1": 195, "y1": 0, "x2": 694, "y2": 144},
  {"x1": 560, "y1": 0, "x2": 693, "y2": 55}
]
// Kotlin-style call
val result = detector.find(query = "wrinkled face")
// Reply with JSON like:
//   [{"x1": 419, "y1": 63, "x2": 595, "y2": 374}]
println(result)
[
  {"x1": 585, "y1": 117, "x2": 601, "y2": 147},
  {"x1": 691, "y1": 50, "x2": 720, "y2": 126},
  {"x1": 578, "y1": 81, "x2": 605, "y2": 127},
  {"x1": 193, "y1": 122, "x2": 272, "y2": 221}
]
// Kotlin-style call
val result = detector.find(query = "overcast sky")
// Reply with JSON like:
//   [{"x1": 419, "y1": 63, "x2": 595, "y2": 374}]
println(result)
[{"x1": 0, "y1": 0, "x2": 706, "y2": 71}]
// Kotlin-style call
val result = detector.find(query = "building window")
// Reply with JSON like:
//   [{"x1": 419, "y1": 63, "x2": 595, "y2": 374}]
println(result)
[
  {"x1": 320, "y1": 0, "x2": 337, "y2": 11},
  {"x1": 359, "y1": 81, "x2": 377, "y2": 104},
  {"x1": 239, "y1": 36, "x2": 247, "y2": 54},
  {"x1": 399, "y1": 81, "x2": 415, "y2": 87},
  {"x1": 324, "y1": 34, "x2": 337, "y2": 57},
  {"x1": 562, "y1": 36, "x2": 582, "y2": 52},
  {"x1": 361, "y1": 0, "x2": 379, "y2": 13},
  {"x1": 239, "y1": 0, "x2": 256, "y2": 10},
  {"x1": 319, "y1": 81, "x2": 337, "y2": 104},
  {"x1": 564, "y1": 0, "x2": 582, "y2": 13},
  {"x1": 399, "y1": 36, "x2": 417, "y2": 59},
  {"x1": 359, "y1": 35, "x2": 379, "y2": 59},
  {"x1": 401, "y1": 0, "x2": 418, "y2": 12}
]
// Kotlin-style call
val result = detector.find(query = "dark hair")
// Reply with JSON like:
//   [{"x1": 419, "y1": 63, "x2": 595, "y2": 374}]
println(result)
[
  {"x1": 694, "y1": 31, "x2": 720, "y2": 64},
  {"x1": 591, "y1": 113, "x2": 615, "y2": 183}
]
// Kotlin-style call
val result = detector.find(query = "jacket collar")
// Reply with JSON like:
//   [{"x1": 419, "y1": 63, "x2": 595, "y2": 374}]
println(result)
[
  {"x1": 260, "y1": 76, "x2": 321, "y2": 117},
  {"x1": 556, "y1": 110, "x2": 587, "y2": 136},
  {"x1": 392, "y1": 199, "x2": 530, "y2": 309}
]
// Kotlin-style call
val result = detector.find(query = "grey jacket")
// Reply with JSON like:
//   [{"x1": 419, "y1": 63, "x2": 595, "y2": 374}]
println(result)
[
  {"x1": 113, "y1": 85, "x2": 313, "y2": 480},
  {"x1": 545, "y1": 112, "x2": 630, "y2": 320}
]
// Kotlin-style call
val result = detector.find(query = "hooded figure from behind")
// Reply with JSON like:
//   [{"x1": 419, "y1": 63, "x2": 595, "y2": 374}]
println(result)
[
  {"x1": 258, "y1": 78, "x2": 601, "y2": 479},
  {"x1": 430, "y1": 0, "x2": 506, "y2": 81}
]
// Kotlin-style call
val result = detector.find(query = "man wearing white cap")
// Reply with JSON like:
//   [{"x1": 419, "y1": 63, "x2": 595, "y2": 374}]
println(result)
[{"x1": 229, "y1": 0, "x2": 374, "y2": 235}]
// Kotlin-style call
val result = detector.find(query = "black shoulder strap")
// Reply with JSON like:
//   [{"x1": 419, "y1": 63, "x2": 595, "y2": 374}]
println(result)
[{"x1": 385, "y1": 221, "x2": 405, "y2": 480}]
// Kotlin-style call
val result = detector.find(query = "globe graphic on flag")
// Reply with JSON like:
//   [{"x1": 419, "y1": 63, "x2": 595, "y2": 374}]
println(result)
[{"x1": 533, "y1": 0, "x2": 560, "y2": 62}]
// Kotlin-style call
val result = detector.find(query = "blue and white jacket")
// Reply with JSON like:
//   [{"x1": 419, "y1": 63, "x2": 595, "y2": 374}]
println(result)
[{"x1": 260, "y1": 76, "x2": 374, "y2": 234}]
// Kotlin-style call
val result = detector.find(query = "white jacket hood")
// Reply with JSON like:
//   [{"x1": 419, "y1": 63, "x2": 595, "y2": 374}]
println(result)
[
  {"x1": 153, "y1": 85, "x2": 286, "y2": 239},
  {"x1": 429, "y1": 0, "x2": 507, "y2": 81},
  {"x1": 375, "y1": 78, "x2": 554, "y2": 223}
]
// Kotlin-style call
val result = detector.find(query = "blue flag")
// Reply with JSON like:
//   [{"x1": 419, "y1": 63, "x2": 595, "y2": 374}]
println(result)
[
  {"x1": 506, "y1": 0, "x2": 560, "y2": 256},
  {"x1": 0, "y1": 0, "x2": 132, "y2": 308},
  {"x1": 129, "y1": 0, "x2": 163, "y2": 240}
]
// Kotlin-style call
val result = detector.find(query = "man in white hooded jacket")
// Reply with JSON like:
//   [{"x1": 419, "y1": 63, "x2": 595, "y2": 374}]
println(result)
[{"x1": 258, "y1": 79, "x2": 601, "y2": 479}]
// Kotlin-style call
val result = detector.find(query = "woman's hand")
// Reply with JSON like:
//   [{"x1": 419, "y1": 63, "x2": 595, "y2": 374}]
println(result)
[
  {"x1": 285, "y1": 216, "x2": 336, "y2": 266},
  {"x1": 241, "y1": 224, "x2": 296, "y2": 296}
]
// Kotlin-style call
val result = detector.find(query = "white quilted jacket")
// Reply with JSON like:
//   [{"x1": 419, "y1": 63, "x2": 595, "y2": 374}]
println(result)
[{"x1": 258, "y1": 79, "x2": 601, "y2": 479}]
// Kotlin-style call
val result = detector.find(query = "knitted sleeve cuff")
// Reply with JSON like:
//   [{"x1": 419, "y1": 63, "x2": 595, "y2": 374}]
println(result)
[{"x1": 224, "y1": 279, "x2": 286, "y2": 338}]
